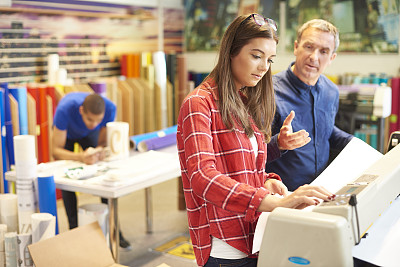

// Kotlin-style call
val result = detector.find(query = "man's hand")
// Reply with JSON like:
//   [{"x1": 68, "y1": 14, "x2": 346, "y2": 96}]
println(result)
[
  {"x1": 81, "y1": 147, "x2": 101, "y2": 165},
  {"x1": 277, "y1": 110, "x2": 311, "y2": 150}
]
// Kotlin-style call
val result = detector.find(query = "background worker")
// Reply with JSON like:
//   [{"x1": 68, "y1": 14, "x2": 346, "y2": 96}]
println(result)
[{"x1": 52, "y1": 92, "x2": 131, "y2": 250}]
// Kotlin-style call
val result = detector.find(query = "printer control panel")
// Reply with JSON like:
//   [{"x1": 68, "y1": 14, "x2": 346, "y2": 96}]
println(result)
[{"x1": 320, "y1": 174, "x2": 378, "y2": 206}]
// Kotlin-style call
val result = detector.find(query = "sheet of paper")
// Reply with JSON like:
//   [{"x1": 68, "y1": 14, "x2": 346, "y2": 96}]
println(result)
[
  {"x1": 252, "y1": 211, "x2": 270, "y2": 254},
  {"x1": 352, "y1": 196, "x2": 400, "y2": 266},
  {"x1": 311, "y1": 137, "x2": 382, "y2": 193},
  {"x1": 252, "y1": 138, "x2": 382, "y2": 254}
]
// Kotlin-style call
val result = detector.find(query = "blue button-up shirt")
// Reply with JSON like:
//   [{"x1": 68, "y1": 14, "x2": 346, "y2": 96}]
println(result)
[{"x1": 266, "y1": 63, "x2": 353, "y2": 191}]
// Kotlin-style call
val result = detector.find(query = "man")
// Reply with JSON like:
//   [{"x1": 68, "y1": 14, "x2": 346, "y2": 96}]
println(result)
[
  {"x1": 267, "y1": 19, "x2": 353, "y2": 191},
  {"x1": 52, "y1": 92, "x2": 131, "y2": 250}
]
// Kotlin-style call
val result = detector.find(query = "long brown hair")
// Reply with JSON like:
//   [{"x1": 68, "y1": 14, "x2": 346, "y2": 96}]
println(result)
[{"x1": 207, "y1": 14, "x2": 278, "y2": 142}]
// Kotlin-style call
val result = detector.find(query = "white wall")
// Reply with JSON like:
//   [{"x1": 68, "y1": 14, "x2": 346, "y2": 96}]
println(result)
[{"x1": 186, "y1": 51, "x2": 400, "y2": 78}]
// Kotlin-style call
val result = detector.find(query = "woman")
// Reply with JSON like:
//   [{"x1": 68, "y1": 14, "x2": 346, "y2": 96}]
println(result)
[{"x1": 176, "y1": 14, "x2": 334, "y2": 267}]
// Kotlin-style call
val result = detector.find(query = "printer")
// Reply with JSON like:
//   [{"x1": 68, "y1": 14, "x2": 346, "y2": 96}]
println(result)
[
  {"x1": 336, "y1": 83, "x2": 391, "y2": 153},
  {"x1": 337, "y1": 83, "x2": 392, "y2": 118},
  {"x1": 257, "y1": 142, "x2": 400, "y2": 266}
]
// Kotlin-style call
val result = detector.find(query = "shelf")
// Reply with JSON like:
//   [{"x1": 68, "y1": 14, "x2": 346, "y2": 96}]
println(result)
[{"x1": 0, "y1": 6, "x2": 154, "y2": 19}]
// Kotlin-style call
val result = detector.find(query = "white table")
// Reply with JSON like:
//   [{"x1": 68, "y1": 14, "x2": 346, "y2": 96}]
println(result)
[{"x1": 6, "y1": 146, "x2": 181, "y2": 263}]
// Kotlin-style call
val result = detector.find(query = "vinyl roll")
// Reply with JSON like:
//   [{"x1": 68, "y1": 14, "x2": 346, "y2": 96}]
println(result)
[
  {"x1": 37, "y1": 176, "x2": 59, "y2": 234},
  {"x1": 129, "y1": 125, "x2": 177, "y2": 150},
  {"x1": 89, "y1": 82, "x2": 107, "y2": 97},
  {"x1": 31, "y1": 213, "x2": 55, "y2": 243},
  {"x1": 107, "y1": 121, "x2": 130, "y2": 160},
  {"x1": 17, "y1": 233, "x2": 33, "y2": 267},
  {"x1": 14, "y1": 135, "x2": 38, "y2": 234},
  {"x1": 0, "y1": 224, "x2": 7, "y2": 252},
  {"x1": 9, "y1": 87, "x2": 29, "y2": 135},
  {"x1": 0, "y1": 252, "x2": 4, "y2": 267},
  {"x1": 56, "y1": 68, "x2": 67, "y2": 86},
  {"x1": 2, "y1": 83, "x2": 15, "y2": 166},
  {"x1": 4, "y1": 232, "x2": 18, "y2": 267},
  {"x1": 153, "y1": 51, "x2": 168, "y2": 129},
  {"x1": 47, "y1": 54, "x2": 59, "y2": 85},
  {"x1": 0, "y1": 194, "x2": 18, "y2": 233},
  {"x1": 137, "y1": 132, "x2": 177, "y2": 152},
  {"x1": 78, "y1": 203, "x2": 108, "y2": 237},
  {"x1": 15, "y1": 161, "x2": 37, "y2": 180},
  {"x1": 16, "y1": 179, "x2": 37, "y2": 234}
]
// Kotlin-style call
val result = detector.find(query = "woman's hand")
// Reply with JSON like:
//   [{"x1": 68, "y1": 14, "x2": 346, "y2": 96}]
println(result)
[
  {"x1": 258, "y1": 184, "x2": 335, "y2": 212},
  {"x1": 264, "y1": 179, "x2": 288, "y2": 196}
]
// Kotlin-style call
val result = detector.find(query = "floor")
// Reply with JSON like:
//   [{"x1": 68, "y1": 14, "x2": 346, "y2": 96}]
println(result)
[{"x1": 57, "y1": 177, "x2": 197, "y2": 267}]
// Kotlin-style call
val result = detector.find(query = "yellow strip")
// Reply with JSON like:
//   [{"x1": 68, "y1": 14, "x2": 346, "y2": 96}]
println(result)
[
  {"x1": 167, "y1": 243, "x2": 195, "y2": 260},
  {"x1": 154, "y1": 236, "x2": 189, "y2": 252}
]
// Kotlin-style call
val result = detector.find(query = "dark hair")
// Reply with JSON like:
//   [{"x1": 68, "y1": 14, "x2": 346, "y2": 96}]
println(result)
[
  {"x1": 208, "y1": 14, "x2": 279, "y2": 142},
  {"x1": 82, "y1": 94, "x2": 105, "y2": 115}
]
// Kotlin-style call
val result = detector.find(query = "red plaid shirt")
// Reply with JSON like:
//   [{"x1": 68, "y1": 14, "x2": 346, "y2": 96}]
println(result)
[{"x1": 177, "y1": 79, "x2": 281, "y2": 266}]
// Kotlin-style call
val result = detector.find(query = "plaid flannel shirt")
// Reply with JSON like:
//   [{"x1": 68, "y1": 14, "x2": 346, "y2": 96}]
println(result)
[{"x1": 177, "y1": 79, "x2": 281, "y2": 266}]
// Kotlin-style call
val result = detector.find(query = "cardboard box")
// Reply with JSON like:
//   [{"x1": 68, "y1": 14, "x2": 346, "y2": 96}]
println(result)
[{"x1": 28, "y1": 222, "x2": 127, "y2": 267}]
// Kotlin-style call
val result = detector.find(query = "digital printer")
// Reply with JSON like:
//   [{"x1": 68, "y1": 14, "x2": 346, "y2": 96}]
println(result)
[
  {"x1": 337, "y1": 83, "x2": 391, "y2": 118},
  {"x1": 257, "y1": 140, "x2": 400, "y2": 266}
]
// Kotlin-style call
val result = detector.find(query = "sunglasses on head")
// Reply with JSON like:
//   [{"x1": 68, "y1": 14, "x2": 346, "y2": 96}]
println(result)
[{"x1": 240, "y1": 13, "x2": 278, "y2": 32}]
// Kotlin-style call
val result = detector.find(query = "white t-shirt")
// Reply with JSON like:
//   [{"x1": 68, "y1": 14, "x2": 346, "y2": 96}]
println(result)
[{"x1": 210, "y1": 134, "x2": 258, "y2": 259}]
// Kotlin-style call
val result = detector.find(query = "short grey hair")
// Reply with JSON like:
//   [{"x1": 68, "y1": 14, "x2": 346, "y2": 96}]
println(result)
[{"x1": 297, "y1": 19, "x2": 340, "y2": 53}]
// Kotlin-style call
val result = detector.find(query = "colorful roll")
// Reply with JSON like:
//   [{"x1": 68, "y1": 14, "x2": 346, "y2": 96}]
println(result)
[
  {"x1": 31, "y1": 213, "x2": 55, "y2": 244},
  {"x1": 137, "y1": 132, "x2": 177, "y2": 152},
  {"x1": 1, "y1": 83, "x2": 15, "y2": 166},
  {"x1": 0, "y1": 89, "x2": 9, "y2": 192},
  {"x1": 37, "y1": 175, "x2": 59, "y2": 235},
  {"x1": 89, "y1": 82, "x2": 107, "y2": 97},
  {"x1": 0, "y1": 194, "x2": 18, "y2": 233},
  {"x1": 130, "y1": 125, "x2": 177, "y2": 150},
  {"x1": 9, "y1": 87, "x2": 28, "y2": 135}
]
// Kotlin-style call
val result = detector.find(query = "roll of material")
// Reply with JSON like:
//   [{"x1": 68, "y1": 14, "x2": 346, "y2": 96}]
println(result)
[
  {"x1": 0, "y1": 224, "x2": 7, "y2": 252},
  {"x1": 4, "y1": 232, "x2": 18, "y2": 267},
  {"x1": 37, "y1": 176, "x2": 58, "y2": 235},
  {"x1": 31, "y1": 213, "x2": 55, "y2": 244},
  {"x1": 15, "y1": 161, "x2": 37, "y2": 180},
  {"x1": 16, "y1": 179, "x2": 37, "y2": 234},
  {"x1": 1, "y1": 83, "x2": 15, "y2": 166},
  {"x1": 9, "y1": 87, "x2": 29, "y2": 135},
  {"x1": 89, "y1": 82, "x2": 107, "y2": 97},
  {"x1": 153, "y1": 51, "x2": 168, "y2": 129},
  {"x1": 78, "y1": 203, "x2": 108, "y2": 237},
  {"x1": 47, "y1": 54, "x2": 59, "y2": 85},
  {"x1": 14, "y1": 135, "x2": 37, "y2": 179},
  {"x1": 0, "y1": 253, "x2": 5, "y2": 267},
  {"x1": 137, "y1": 132, "x2": 177, "y2": 152},
  {"x1": 129, "y1": 125, "x2": 177, "y2": 150},
  {"x1": 56, "y1": 68, "x2": 67, "y2": 86},
  {"x1": 17, "y1": 233, "x2": 33, "y2": 267},
  {"x1": 0, "y1": 194, "x2": 18, "y2": 233},
  {"x1": 107, "y1": 122, "x2": 129, "y2": 160},
  {"x1": 14, "y1": 136, "x2": 38, "y2": 235}
]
